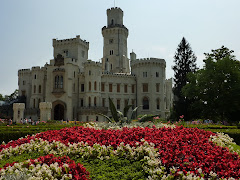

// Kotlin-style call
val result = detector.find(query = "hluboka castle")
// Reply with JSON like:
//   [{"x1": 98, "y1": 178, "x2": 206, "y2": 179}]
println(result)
[{"x1": 17, "y1": 7, "x2": 173, "y2": 122}]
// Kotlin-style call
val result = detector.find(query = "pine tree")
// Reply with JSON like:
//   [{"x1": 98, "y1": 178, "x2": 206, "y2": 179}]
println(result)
[{"x1": 172, "y1": 37, "x2": 197, "y2": 121}]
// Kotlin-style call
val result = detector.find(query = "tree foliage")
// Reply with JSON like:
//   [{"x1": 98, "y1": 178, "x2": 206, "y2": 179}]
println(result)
[
  {"x1": 183, "y1": 46, "x2": 240, "y2": 122},
  {"x1": 172, "y1": 37, "x2": 198, "y2": 121}
]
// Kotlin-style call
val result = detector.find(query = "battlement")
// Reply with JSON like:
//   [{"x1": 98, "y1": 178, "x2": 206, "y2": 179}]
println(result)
[
  {"x1": 18, "y1": 68, "x2": 31, "y2": 73},
  {"x1": 107, "y1": 7, "x2": 123, "y2": 14},
  {"x1": 52, "y1": 35, "x2": 89, "y2": 49},
  {"x1": 83, "y1": 60, "x2": 102, "y2": 67},
  {"x1": 131, "y1": 58, "x2": 166, "y2": 67}
]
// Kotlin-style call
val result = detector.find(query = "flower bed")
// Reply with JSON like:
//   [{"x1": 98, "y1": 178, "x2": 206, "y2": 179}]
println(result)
[{"x1": 0, "y1": 123, "x2": 240, "y2": 179}]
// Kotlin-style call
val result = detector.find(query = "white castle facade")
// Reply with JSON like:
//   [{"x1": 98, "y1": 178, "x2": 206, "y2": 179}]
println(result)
[{"x1": 18, "y1": 7, "x2": 173, "y2": 122}]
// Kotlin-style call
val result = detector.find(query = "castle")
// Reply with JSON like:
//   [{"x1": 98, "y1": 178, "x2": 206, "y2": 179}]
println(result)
[{"x1": 18, "y1": 7, "x2": 173, "y2": 122}]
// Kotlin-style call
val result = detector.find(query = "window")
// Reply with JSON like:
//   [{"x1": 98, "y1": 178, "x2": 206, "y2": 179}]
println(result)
[
  {"x1": 74, "y1": 71, "x2": 75, "y2": 78},
  {"x1": 117, "y1": 84, "x2": 120, "y2": 92},
  {"x1": 156, "y1": 98, "x2": 160, "y2": 110},
  {"x1": 22, "y1": 90, "x2": 26, "y2": 96},
  {"x1": 81, "y1": 84, "x2": 84, "y2": 92},
  {"x1": 88, "y1": 97, "x2": 91, "y2": 107},
  {"x1": 111, "y1": 19, "x2": 114, "y2": 25},
  {"x1": 55, "y1": 75, "x2": 63, "y2": 89},
  {"x1": 86, "y1": 116, "x2": 89, "y2": 122},
  {"x1": 101, "y1": 83, "x2": 105, "y2": 92},
  {"x1": 96, "y1": 116, "x2": 99, "y2": 122},
  {"x1": 34, "y1": 74, "x2": 37, "y2": 79},
  {"x1": 156, "y1": 72, "x2": 159, "y2": 77},
  {"x1": 132, "y1": 85, "x2": 135, "y2": 93},
  {"x1": 89, "y1": 70, "x2": 91, "y2": 75},
  {"x1": 94, "y1": 81, "x2": 97, "y2": 91},
  {"x1": 38, "y1": 99, "x2": 41, "y2": 108},
  {"x1": 109, "y1": 39, "x2": 113, "y2": 44},
  {"x1": 39, "y1": 85, "x2": 41, "y2": 93},
  {"x1": 117, "y1": 99, "x2": 120, "y2": 109},
  {"x1": 124, "y1": 84, "x2": 128, "y2": 93},
  {"x1": 143, "y1": 72, "x2": 147, "y2": 77},
  {"x1": 125, "y1": 99, "x2": 128, "y2": 107},
  {"x1": 111, "y1": 64, "x2": 113, "y2": 70},
  {"x1": 110, "y1": 50, "x2": 114, "y2": 55},
  {"x1": 23, "y1": 81, "x2": 25, "y2": 85},
  {"x1": 156, "y1": 83, "x2": 160, "y2": 92},
  {"x1": 89, "y1": 82, "x2": 91, "y2": 91},
  {"x1": 33, "y1": 85, "x2": 36, "y2": 93},
  {"x1": 109, "y1": 83, "x2": 112, "y2": 92},
  {"x1": 102, "y1": 98, "x2": 105, "y2": 107},
  {"x1": 143, "y1": 83, "x2": 148, "y2": 92},
  {"x1": 143, "y1": 97, "x2": 149, "y2": 110},
  {"x1": 33, "y1": 99, "x2": 36, "y2": 108},
  {"x1": 94, "y1": 97, "x2": 97, "y2": 106},
  {"x1": 64, "y1": 50, "x2": 69, "y2": 57},
  {"x1": 82, "y1": 50, "x2": 85, "y2": 58},
  {"x1": 80, "y1": 99, "x2": 84, "y2": 107}
]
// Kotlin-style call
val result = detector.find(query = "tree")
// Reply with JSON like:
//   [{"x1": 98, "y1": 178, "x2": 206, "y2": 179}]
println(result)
[
  {"x1": 172, "y1": 37, "x2": 198, "y2": 121},
  {"x1": 183, "y1": 46, "x2": 240, "y2": 122}
]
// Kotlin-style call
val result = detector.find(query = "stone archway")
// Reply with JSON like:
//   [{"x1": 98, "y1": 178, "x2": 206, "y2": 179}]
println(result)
[
  {"x1": 52, "y1": 100, "x2": 66, "y2": 120},
  {"x1": 54, "y1": 104, "x2": 64, "y2": 120}
]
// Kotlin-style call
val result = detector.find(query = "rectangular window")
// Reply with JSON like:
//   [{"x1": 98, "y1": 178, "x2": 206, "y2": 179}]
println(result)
[
  {"x1": 132, "y1": 84, "x2": 135, "y2": 93},
  {"x1": 109, "y1": 83, "x2": 112, "y2": 92},
  {"x1": 143, "y1": 72, "x2": 147, "y2": 77},
  {"x1": 80, "y1": 99, "x2": 84, "y2": 107},
  {"x1": 23, "y1": 81, "x2": 25, "y2": 85},
  {"x1": 143, "y1": 83, "x2": 148, "y2": 92},
  {"x1": 156, "y1": 72, "x2": 159, "y2": 77},
  {"x1": 102, "y1": 98, "x2": 105, "y2": 107},
  {"x1": 117, "y1": 83, "x2": 120, "y2": 93},
  {"x1": 124, "y1": 84, "x2": 128, "y2": 93},
  {"x1": 101, "y1": 83, "x2": 105, "y2": 92},
  {"x1": 125, "y1": 99, "x2": 128, "y2": 107},
  {"x1": 117, "y1": 99, "x2": 120, "y2": 109},
  {"x1": 81, "y1": 84, "x2": 84, "y2": 92},
  {"x1": 156, "y1": 83, "x2": 160, "y2": 92}
]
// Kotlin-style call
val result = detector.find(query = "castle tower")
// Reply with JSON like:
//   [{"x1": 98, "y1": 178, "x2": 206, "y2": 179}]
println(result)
[{"x1": 102, "y1": 7, "x2": 130, "y2": 73}]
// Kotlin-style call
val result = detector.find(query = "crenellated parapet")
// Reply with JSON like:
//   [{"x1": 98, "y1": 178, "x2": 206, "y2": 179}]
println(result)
[
  {"x1": 53, "y1": 35, "x2": 89, "y2": 49},
  {"x1": 131, "y1": 58, "x2": 166, "y2": 68}
]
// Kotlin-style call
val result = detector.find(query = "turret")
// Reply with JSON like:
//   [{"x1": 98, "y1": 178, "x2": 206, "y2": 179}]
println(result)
[{"x1": 102, "y1": 7, "x2": 130, "y2": 73}]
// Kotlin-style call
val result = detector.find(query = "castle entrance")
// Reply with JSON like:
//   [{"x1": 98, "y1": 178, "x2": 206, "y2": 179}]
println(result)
[{"x1": 54, "y1": 104, "x2": 64, "y2": 120}]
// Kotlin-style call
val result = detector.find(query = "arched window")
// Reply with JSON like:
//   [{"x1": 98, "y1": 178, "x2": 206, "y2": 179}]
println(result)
[
  {"x1": 143, "y1": 97, "x2": 149, "y2": 110},
  {"x1": 38, "y1": 98, "x2": 41, "y2": 108},
  {"x1": 33, "y1": 85, "x2": 36, "y2": 93},
  {"x1": 33, "y1": 99, "x2": 36, "y2": 108},
  {"x1": 94, "y1": 97, "x2": 97, "y2": 106},
  {"x1": 89, "y1": 82, "x2": 91, "y2": 91},
  {"x1": 55, "y1": 75, "x2": 63, "y2": 89},
  {"x1": 156, "y1": 98, "x2": 160, "y2": 110},
  {"x1": 39, "y1": 85, "x2": 41, "y2": 93},
  {"x1": 111, "y1": 19, "x2": 114, "y2": 25},
  {"x1": 89, "y1": 97, "x2": 91, "y2": 107},
  {"x1": 94, "y1": 81, "x2": 97, "y2": 91}
]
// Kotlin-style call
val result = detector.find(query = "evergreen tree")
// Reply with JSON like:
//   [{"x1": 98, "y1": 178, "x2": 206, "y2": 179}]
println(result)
[{"x1": 172, "y1": 37, "x2": 197, "y2": 121}]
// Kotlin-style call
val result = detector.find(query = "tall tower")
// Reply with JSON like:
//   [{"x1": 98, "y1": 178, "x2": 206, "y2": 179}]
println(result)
[{"x1": 102, "y1": 7, "x2": 130, "y2": 73}]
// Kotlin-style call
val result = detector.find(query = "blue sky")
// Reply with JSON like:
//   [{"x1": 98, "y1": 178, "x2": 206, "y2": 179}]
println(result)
[{"x1": 0, "y1": 0, "x2": 240, "y2": 96}]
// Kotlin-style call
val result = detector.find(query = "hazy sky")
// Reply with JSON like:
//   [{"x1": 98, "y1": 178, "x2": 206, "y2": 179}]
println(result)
[{"x1": 1, "y1": 0, "x2": 240, "y2": 96}]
